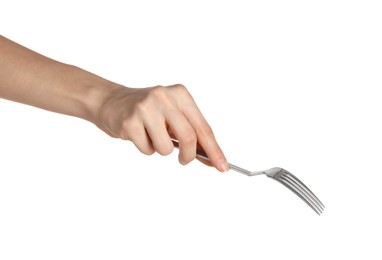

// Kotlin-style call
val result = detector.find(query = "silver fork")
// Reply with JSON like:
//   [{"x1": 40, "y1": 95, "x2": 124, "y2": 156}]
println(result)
[{"x1": 172, "y1": 140, "x2": 325, "y2": 215}]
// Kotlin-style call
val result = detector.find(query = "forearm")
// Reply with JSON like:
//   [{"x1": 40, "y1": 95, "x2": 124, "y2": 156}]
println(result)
[{"x1": 0, "y1": 35, "x2": 119, "y2": 123}]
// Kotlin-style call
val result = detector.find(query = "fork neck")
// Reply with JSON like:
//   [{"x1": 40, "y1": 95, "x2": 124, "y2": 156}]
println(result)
[{"x1": 228, "y1": 163, "x2": 252, "y2": 176}]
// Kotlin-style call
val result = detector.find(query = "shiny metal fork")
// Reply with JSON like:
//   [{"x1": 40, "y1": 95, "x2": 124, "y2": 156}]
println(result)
[{"x1": 172, "y1": 140, "x2": 325, "y2": 215}]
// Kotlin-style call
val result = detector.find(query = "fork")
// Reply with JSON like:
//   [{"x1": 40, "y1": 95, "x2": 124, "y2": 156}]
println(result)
[{"x1": 172, "y1": 140, "x2": 325, "y2": 215}]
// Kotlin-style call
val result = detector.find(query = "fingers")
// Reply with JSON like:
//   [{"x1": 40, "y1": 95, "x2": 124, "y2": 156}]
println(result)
[
  {"x1": 114, "y1": 84, "x2": 228, "y2": 172},
  {"x1": 141, "y1": 97, "x2": 199, "y2": 165},
  {"x1": 166, "y1": 85, "x2": 229, "y2": 172},
  {"x1": 143, "y1": 113, "x2": 174, "y2": 156},
  {"x1": 192, "y1": 121, "x2": 228, "y2": 172},
  {"x1": 123, "y1": 121, "x2": 155, "y2": 155},
  {"x1": 166, "y1": 112, "x2": 197, "y2": 165}
]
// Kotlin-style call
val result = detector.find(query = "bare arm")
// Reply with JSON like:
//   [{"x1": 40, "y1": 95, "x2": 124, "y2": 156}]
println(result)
[{"x1": 0, "y1": 35, "x2": 229, "y2": 172}]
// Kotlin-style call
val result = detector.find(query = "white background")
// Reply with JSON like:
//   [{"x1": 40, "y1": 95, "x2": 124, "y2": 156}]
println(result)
[{"x1": 1, "y1": 0, "x2": 381, "y2": 259}]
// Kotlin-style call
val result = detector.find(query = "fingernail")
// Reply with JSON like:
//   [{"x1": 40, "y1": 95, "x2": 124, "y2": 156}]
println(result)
[{"x1": 219, "y1": 160, "x2": 229, "y2": 172}]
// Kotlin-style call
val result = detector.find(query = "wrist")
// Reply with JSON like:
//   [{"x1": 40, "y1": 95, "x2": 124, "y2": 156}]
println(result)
[{"x1": 82, "y1": 76, "x2": 125, "y2": 126}]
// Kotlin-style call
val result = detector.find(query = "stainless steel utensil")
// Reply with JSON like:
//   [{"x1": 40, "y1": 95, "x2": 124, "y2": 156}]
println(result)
[{"x1": 172, "y1": 140, "x2": 325, "y2": 215}]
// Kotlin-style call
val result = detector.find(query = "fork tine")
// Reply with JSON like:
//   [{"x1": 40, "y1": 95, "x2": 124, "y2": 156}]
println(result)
[
  {"x1": 282, "y1": 171, "x2": 325, "y2": 210},
  {"x1": 275, "y1": 176, "x2": 323, "y2": 215},
  {"x1": 281, "y1": 175, "x2": 324, "y2": 214},
  {"x1": 282, "y1": 174, "x2": 325, "y2": 212}
]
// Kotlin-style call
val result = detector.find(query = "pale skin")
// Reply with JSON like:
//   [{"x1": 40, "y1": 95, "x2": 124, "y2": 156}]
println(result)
[{"x1": 0, "y1": 35, "x2": 229, "y2": 172}]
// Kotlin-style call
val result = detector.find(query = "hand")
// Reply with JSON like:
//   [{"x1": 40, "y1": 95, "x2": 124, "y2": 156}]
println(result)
[
  {"x1": 0, "y1": 36, "x2": 228, "y2": 171},
  {"x1": 94, "y1": 84, "x2": 229, "y2": 172}
]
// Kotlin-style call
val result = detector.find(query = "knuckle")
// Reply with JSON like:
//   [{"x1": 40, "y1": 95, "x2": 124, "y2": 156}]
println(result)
[
  {"x1": 197, "y1": 123, "x2": 214, "y2": 138},
  {"x1": 141, "y1": 147, "x2": 155, "y2": 156},
  {"x1": 179, "y1": 157, "x2": 193, "y2": 166},
  {"x1": 150, "y1": 85, "x2": 166, "y2": 98},
  {"x1": 132, "y1": 87, "x2": 167, "y2": 116},
  {"x1": 147, "y1": 85, "x2": 173, "y2": 106},
  {"x1": 180, "y1": 131, "x2": 197, "y2": 147},
  {"x1": 171, "y1": 84, "x2": 189, "y2": 95},
  {"x1": 180, "y1": 148, "x2": 196, "y2": 163},
  {"x1": 121, "y1": 118, "x2": 140, "y2": 139},
  {"x1": 122, "y1": 117, "x2": 137, "y2": 131},
  {"x1": 153, "y1": 85, "x2": 165, "y2": 90},
  {"x1": 133, "y1": 100, "x2": 150, "y2": 115},
  {"x1": 172, "y1": 83, "x2": 186, "y2": 91},
  {"x1": 156, "y1": 142, "x2": 174, "y2": 156}
]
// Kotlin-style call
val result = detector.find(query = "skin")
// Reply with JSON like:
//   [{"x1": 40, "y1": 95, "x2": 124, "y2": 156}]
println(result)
[{"x1": 0, "y1": 35, "x2": 229, "y2": 172}]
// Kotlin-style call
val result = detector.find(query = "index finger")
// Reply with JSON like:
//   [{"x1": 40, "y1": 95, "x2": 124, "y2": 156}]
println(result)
[
  {"x1": 177, "y1": 92, "x2": 228, "y2": 172},
  {"x1": 193, "y1": 121, "x2": 229, "y2": 172}
]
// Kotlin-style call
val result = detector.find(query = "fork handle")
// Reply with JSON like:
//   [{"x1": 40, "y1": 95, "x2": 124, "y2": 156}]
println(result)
[{"x1": 171, "y1": 140, "x2": 253, "y2": 176}]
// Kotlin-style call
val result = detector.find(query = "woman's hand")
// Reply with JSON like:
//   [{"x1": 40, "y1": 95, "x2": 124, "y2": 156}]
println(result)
[
  {"x1": 94, "y1": 84, "x2": 229, "y2": 172},
  {"x1": 0, "y1": 36, "x2": 228, "y2": 172}
]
